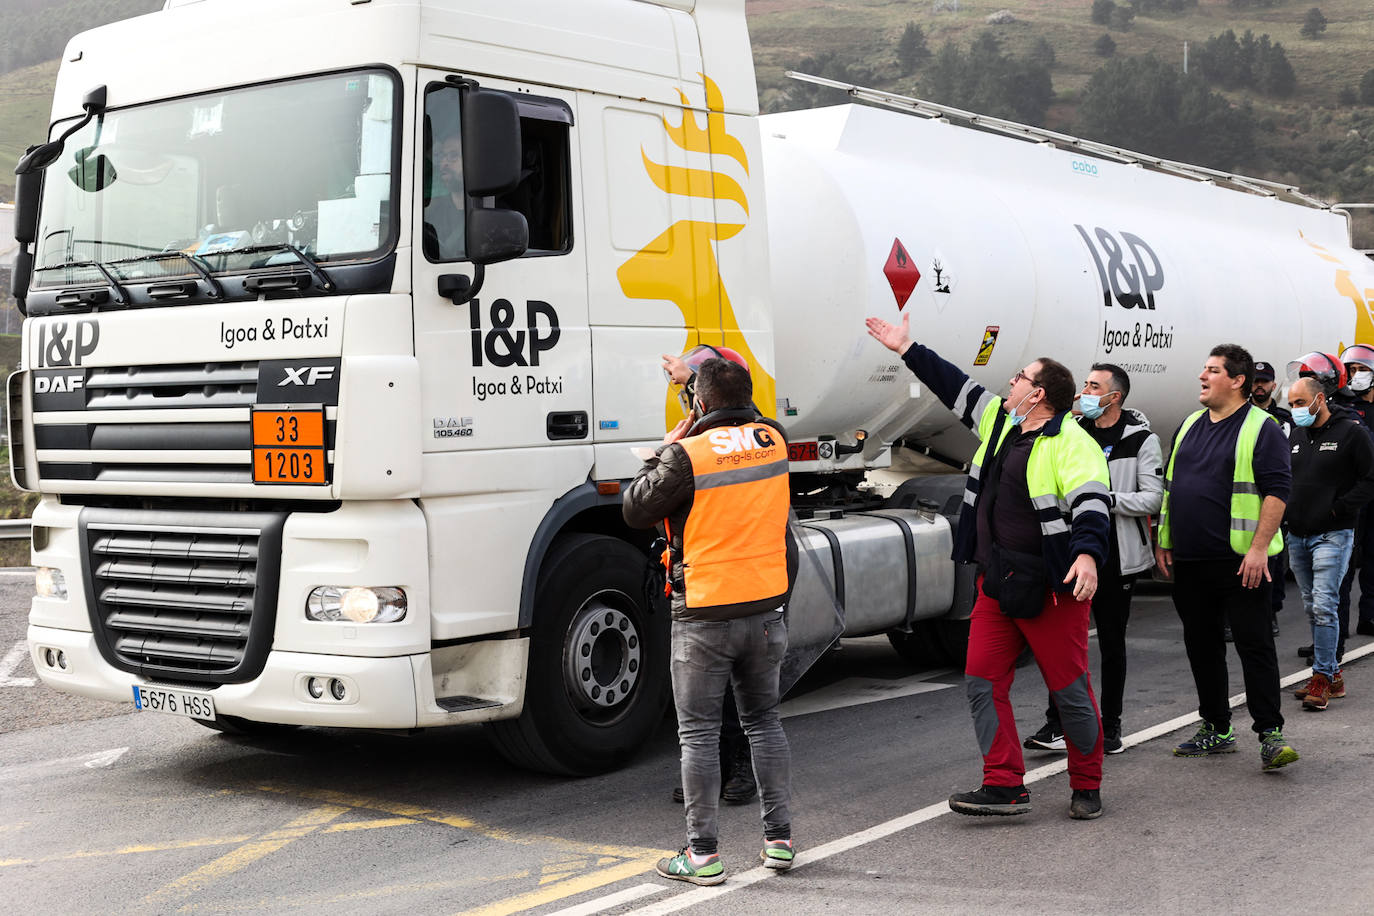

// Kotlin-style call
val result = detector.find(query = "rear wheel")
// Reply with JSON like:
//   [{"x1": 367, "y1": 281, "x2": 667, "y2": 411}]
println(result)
[{"x1": 485, "y1": 534, "x2": 670, "y2": 775}]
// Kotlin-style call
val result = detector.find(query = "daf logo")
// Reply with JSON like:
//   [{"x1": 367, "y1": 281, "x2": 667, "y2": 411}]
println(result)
[
  {"x1": 34, "y1": 374, "x2": 84, "y2": 393},
  {"x1": 278, "y1": 366, "x2": 337, "y2": 387}
]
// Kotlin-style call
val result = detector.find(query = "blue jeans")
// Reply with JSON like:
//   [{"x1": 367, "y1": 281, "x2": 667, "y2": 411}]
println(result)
[
  {"x1": 670, "y1": 609, "x2": 792, "y2": 855},
  {"x1": 1288, "y1": 529, "x2": 1355, "y2": 677}
]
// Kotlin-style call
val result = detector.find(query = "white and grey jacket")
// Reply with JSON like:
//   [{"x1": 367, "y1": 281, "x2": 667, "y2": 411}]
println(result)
[{"x1": 1080, "y1": 407, "x2": 1164, "y2": 576}]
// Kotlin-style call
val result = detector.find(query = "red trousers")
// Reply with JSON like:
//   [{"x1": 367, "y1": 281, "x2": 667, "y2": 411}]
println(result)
[{"x1": 965, "y1": 580, "x2": 1103, "y2": 790}]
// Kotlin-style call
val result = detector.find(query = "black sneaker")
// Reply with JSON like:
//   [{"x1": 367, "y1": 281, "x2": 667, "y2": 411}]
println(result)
[
  {"x1": 1271, "y1": 618, "x2": 1280, "y2": 637},
  {"x1": 1223, "y1": 625, "x2": 1233, "y2": 642},
  {"x1": 949, "y1": 784, "x2": 1031, "y2": 816},
  {"x1": 1069, "y1": 788, "x2": 1103, "y2": 820},
  {"x1": 1103, "y1": 726, "x2": 1125, "y2": 755},
  {"x1": 1298, "y1": 644, "x2": 1314, "y2": 659},
  {"x1": 1259, "y1": 728, "x2": 1299, "y2": 771},
  {"x1": 1023, "y1": 723, "x2": 1067, "y2": 752}
]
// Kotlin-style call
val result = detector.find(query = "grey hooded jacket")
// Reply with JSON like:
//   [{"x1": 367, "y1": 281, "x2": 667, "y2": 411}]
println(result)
[{"x1": 1079, "y1": 407, "x2": 1164, "y2": 576}]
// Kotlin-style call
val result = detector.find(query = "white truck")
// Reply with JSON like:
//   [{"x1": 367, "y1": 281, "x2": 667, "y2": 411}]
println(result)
[{"x1": 12, "y1": 0, "x2": 1374, "y2": 774}]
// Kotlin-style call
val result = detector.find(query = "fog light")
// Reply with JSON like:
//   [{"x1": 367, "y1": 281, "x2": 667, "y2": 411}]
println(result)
[
  {"x1": 36, "y1": 567, "x2": 67, "y2": 600},
  {"x1": 43, "y1": 648, "x2": 55, "y2": 668},
  {"x1": 56, "y1": 651, "x2": 67, "y2": 670},
  {"x1": 306, "y1": 586, "x2": 407, "y2": 623},
  {"x1": 329, "y1": 678, "x2": 346, "y2": 701},
  {"x1": 307, "y1": 676, "x2": 325, "y2": 699}
]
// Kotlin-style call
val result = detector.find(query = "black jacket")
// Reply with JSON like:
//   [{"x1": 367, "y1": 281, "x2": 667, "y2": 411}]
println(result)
[
  {"x1": 622, "y1": 409, "x2": 799, "y2": 621},
  {"x1": 1285, "y1": 405, "x2": 1374, "y2": 536}
]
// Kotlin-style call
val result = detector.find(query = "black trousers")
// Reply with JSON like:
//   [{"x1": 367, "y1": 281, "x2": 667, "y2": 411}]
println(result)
[
  {"x1": 1336, "y1": 508, "x2": 1374, "y2": 654},
  {"x1": 1045, "y1": 564, "x2": 1135, "y2": 733},
  {"x1": 1172, "y1": 557, "x2": 1283, "y2": 735}
]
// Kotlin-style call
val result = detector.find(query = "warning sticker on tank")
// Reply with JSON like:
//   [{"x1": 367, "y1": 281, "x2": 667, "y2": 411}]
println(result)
[
  {"x1": 974, "y1": 326, "x2": 1000, "y2": 366},
  {"x1": 883, "y1": 238, "x2": 921, "y2": 309}
]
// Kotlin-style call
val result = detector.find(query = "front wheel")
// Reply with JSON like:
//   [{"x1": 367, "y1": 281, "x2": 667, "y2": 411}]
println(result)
[{"x1": 485, "y1": 534, "x2": 670, "y2": 776}]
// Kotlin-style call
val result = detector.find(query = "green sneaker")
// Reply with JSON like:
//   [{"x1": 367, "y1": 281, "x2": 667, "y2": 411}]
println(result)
[
  {"x1": 1259, "y1": 729, "x2": 1299, "y2": 771},
  {"x1": 1172, "y1": 722, "x2": 1237, "y2": 757},
  {"x1": 760, "y1": 839, "x2": 795, "y2": 870},
  {"x1": 656, "y1": 847, "x2": 725, "y2": 886}
]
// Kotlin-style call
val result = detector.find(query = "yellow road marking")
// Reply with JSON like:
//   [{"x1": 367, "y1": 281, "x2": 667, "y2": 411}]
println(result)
[
  {"x1": 143, "y1": 804, "x2": 349, "y2": 906},
  {"x1": 324, "y1": 816, "x2": 418, "y2": 833},
  {"x1": 457, "y1": 857, "x2": 662, "y2": 916},
  {"x1": 256, "y1": 783, "x2": 663, "y2": 859},
  {"x1": 0, "y1": 834, "x2": 256, "y2": 867}
]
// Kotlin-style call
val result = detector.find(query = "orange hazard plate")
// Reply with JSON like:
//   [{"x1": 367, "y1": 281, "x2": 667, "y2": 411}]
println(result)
[{"x1": 252, "y1": 407, "x2": 327, "y2": 485}]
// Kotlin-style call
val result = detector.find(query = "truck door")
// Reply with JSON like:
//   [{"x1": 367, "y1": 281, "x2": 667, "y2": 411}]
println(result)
[{"x1": 411, "y1": 72, "x2": 589, "y2": 453}]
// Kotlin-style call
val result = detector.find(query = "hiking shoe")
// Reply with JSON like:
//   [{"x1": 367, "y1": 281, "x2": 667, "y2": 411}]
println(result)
[
  {"x1": 657, "y1": 848, "x2": 725, "y2": 886},
  {"x1": 1103, "y1": 725, "x2": 1125, "y2": 755},
  {"x1": 1023, "y1": 723, "x2": 1066, "y2": 752},
  {"x1": 721, "y1": 745, "x2": 757, "y2": 806},
  {"x1": 1330, "y1": 670, "x2": 1346, "y2": 698},
  {"x1": 1259, "y1": 729, "x2": 1299, "y2": 771},
  {"x1": 760, "y1": 839, "x2": 795, "y2": 870},
  {"x1": 1173, "y1": 722, "x2": 1237, "y2": 757},
  {"x1": 1223, "y1": 624, "x2": 1233, "y2": 642},
  {"x1": 949, "y1": 784, "x2": 1031, "y2": 816},
  {"x1": 1069, "y1": 788, "x2": 1103, "y2": 820},
  {"x1": 1302, "y1": 674, "x2": 1332, "y2": 711},
  {"x1": 1297, "y1": 644, "x2": 1314, "y2": 659}
]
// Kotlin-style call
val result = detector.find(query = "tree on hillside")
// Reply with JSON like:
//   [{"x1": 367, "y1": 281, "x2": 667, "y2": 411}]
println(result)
[
  {"x1": 1095, "y1": 34, "x2": 1117, "y2": 57},
  {"x1": 1193, "y1": 29, "x2": 1295, "y2": 97},
  {"x1": 1361, "y1": 68, "x2": 1374, "y2": 106},
  {"x1": 1300, "y1": 7, "x2": 1327, "y2": 39},
  {"x1": 1076, "y1": 53, "x2": 1256, "y2": 170},
  {"x1": 920, "y1": 31, "x2": 1054, "y2": 126},
  {"x1": 897, "y1": 22, "x2": 930, "y2": 75},
  {"x1": 1091, "y1": 0, "x2": 1115, "y2": 25},
  {"x1": 1127, "y1": 0, "x2": 1197, "y2": 13},
  {"x1": 1254, "y1": 37, "x2": 1296, "y2": 97},
  {"x1": 1111, "y1": 5, "x2": 1137, "y2": 29},
  {"x1": 1027, "y1": 37, "x2": 1056, "y2": 70}
]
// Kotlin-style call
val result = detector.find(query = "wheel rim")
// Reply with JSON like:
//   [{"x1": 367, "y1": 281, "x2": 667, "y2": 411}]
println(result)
[{"x1": 563, "y1": 591, "x2": 643, "y2": 717}]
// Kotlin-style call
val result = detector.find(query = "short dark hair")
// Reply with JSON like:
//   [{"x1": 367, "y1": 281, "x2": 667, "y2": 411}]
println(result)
[
  {"x1": 1209, "y1": 343, "x2": 1254, "y2": 397},
  {"x1": 695, "y1": 358, "x2": 752, "y2": 411},
  {"x1": 1032, "y1": 357, "x2": 1076, "y2": 413},
  {"x1": 1090, "y1": 362, "x2": 1131, "y2": 403}
]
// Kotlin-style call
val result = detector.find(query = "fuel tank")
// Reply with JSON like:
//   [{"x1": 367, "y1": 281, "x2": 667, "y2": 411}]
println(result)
[{"x1": 761, "y1": 103, "x2": 1374, "y2": 461}]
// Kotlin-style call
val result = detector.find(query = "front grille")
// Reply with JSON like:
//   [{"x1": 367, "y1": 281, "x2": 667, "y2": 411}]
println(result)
[
  {"x1": 31, "y1": 359, "x2": 337, "y2": 487},
  {"x1": 81, "y1": 507, "x2": 285, "y2": 685}
]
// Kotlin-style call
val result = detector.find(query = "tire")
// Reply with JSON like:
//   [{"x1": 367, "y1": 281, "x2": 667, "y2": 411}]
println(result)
[
  {"x1": 196, "y1": 715, "x2": 300, "y2": 737},
  {"x1": 485, "y1": 534, "x2": 671, "y2": 776}
]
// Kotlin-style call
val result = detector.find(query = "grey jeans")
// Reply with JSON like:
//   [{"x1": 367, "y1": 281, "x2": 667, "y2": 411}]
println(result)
[{"x1": 671, "y1": 609, "x2": 792, "y2": 855}]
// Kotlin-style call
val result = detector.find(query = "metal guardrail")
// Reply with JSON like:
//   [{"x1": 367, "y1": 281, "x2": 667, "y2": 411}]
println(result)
[{"x1": 0, "y1": 519, "x2": 32, "y2": 540}]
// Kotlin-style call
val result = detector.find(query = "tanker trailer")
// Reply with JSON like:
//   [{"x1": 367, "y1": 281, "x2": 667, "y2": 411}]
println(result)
[{"x1": 761, "y1": 87, "x2": 1374, "y2": 666}]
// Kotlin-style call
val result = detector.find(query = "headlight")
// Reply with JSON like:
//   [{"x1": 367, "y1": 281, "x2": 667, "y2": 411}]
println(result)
[
  {"x1": 306, "y1": 586, "x2": 407, "y2": 623},
  {"x1": 36, "y1": 567, "x2": 68, "y2": 600}
]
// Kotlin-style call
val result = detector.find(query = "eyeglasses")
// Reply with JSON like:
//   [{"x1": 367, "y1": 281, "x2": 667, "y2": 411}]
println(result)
[{"x1": 1011, "y1": 370, "x2": 1033, "y2": 385}]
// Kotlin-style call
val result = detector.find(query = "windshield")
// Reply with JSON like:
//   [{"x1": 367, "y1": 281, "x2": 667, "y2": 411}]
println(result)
[{"x1": 32, "y1": 69, "x2": 397, "y2": 289}]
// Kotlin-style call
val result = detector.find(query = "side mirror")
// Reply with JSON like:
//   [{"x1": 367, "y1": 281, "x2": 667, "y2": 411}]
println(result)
[
  {"x1": 466, "y1": 208, "x2": 528, "y2": 266},
  {"x1": 462, "y1": 89, "x2": 521, "y2": 197},
  {"x1": 11, "y1": 249, "x2": 33, "y2": 315},
  {"x1": 13, "y1": 168, "x2": 41, "y2": 245},
  {"x1": 15, "y1": 84, "x2": 108, "y2": 176}
]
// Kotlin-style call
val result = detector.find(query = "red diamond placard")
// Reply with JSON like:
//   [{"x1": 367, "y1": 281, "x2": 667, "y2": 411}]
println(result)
[{"x1": 884, "y1": 238, "x2": 920, "y2": 309}]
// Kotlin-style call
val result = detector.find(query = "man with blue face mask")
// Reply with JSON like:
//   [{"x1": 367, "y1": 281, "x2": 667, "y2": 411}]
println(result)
[
  {"x1": 1024, "y1": 365, "x2": 1162, "y2": 756},
  {"x1": 1283, "y1": 374, "x2": 1374, "y2": 710},
  {"x1": 866, "y1": 314, "x2": 1111, "y2": 820}
]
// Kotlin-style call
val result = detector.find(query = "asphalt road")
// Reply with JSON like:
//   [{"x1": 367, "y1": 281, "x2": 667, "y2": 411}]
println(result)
[{"x1": 2, "y1": 575, "x2": 1372, "y2": 915}]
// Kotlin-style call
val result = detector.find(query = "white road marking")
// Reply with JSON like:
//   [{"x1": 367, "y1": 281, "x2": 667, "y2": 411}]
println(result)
[
  {"x1": 0, "y1": 569, "x2": 36, "y2": 578},
  {"x1": 0, "y1": 746, "x2": 129, "y2": 783},
  {"x1": 779, "y1": 673, "x2": 952, "y2": 719},
  {"x1": 0, "y1": 640, "x2": 36, "y2": 687},
  {"x1": 544, "y1": 883, "x2": 666, "y2": 916},
  {"x1": 626, "y1": 640, "x2": 1374, "y2": 915}
]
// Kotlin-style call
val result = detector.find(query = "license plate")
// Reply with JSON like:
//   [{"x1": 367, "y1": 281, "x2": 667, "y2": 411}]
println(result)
[
  {"x1": 252, "y1": 405, "x2": 328, "y2": 485},
  {"x1": 131, "y1": 684, "x2": 217, "y2": 721}
]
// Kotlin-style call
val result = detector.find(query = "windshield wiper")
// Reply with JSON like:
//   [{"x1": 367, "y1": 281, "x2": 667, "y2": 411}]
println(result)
[
  {"x1": 224, "y1": 243, "x2": 335, "y2": 292},
  {"x1": 123, "y1": 251, "x2": 224, "y2": 299},
  {"x1": 48, "y1": 259, "x2": 129, "y2": 308}
]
